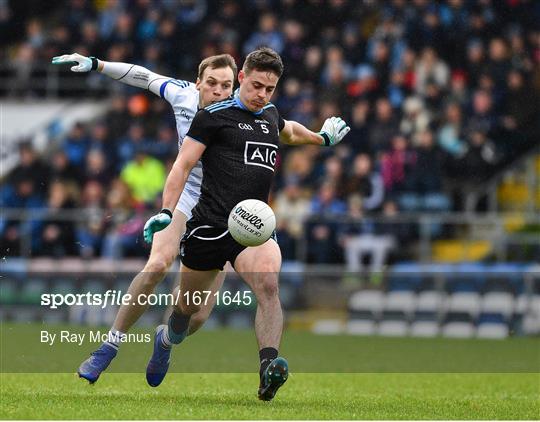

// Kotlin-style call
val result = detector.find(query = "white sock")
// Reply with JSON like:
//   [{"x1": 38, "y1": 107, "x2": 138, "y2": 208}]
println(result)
[
  {"x1": 161, "y1": 326, "x2": 172, "y2": 349},
  {"x1": 105, "y1": 328, "x2": 124, "y2": 350}
]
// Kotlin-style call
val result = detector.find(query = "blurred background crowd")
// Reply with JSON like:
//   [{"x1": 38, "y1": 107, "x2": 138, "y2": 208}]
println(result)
[{"x1": 1, "y1": 0, "x2": 539, "y2": 264}]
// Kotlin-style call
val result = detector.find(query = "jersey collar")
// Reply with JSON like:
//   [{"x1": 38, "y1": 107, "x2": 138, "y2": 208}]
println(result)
[{"x1": 234, "y1": 91, "x2": 264, "y2": 115}]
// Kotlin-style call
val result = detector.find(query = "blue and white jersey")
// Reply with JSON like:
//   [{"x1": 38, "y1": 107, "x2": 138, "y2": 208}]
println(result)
[{"x1": 158, "y1": 79, "x2": 203, "y2": 218}]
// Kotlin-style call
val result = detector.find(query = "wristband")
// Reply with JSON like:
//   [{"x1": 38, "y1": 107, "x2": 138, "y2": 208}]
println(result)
[
  {"x1": 90, "y1": 56, "x2": 99, "y2": 71},
  {"x1": 319, "y1": 132, "x2": 331, "y2": 146},
  {"x1": 160, "y1": 208, "x2": 173, "y2": 218}
]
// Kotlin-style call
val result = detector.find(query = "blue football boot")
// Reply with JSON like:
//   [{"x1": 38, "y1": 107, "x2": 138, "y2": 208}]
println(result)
[
  {"x1": 78, "y1": 343, "x2": 118, "y2": 384},
  {"x1": 146, "y1": 325, "x2": 172, "y2": 387}
]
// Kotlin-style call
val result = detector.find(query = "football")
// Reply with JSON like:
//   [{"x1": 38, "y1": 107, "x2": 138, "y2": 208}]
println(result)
[{"x1": 228, "y1": 199, "x2": 276, "y2": 247}]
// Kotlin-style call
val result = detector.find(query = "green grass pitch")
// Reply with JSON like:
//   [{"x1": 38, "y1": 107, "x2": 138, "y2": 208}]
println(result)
[
  {"x1": 1, "y1": 324, "x2": 539, "y2": 419},
  {"x1": 1, "y1": 373, "x2": 539, "y2": 419}
]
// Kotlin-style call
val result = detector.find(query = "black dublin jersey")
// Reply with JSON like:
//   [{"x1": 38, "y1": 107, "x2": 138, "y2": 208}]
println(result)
[{"x1": 186, "y1": 97, "x2": 285, "y2": 228}]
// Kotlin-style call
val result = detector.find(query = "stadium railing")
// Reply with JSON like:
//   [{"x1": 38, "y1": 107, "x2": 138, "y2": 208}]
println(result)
[{"x1": 2, "y1": 209, "x2": 540, "y2": 262}]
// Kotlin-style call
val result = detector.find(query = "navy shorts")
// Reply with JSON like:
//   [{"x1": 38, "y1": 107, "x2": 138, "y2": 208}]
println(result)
[
  {"x1": 179, "y1": 223, "x2": 278, "y2": 271},
  {"x1": 179, "y1": 224, "x2": 247, "y2": 271}
]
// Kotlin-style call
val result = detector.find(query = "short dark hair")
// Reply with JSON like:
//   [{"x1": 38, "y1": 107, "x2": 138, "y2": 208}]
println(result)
[
  {"x1": 198, "y1": 54, "x2": 238, "y2": 80},
  {"x1": 243, "y1": 47, "x2": 284, "y2": 78}
]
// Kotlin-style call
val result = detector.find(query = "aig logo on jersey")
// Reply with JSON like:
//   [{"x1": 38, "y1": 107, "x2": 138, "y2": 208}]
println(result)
[{"x1": 244, "y1": 141, "x2": 278, "y2": 172}]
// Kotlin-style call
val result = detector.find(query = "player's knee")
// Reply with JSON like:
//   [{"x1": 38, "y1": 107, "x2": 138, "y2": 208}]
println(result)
[
  {"x1": 256, "y1": 274, "x2": 279, "y2": 300},
  {"x1": 144, "y1": 254, "x2": 173, "y2": 277}
]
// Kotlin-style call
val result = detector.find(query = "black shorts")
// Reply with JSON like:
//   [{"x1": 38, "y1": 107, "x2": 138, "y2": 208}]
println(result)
[{"x1": 179, "y1": 224, "x2": 247, "y2": 271}]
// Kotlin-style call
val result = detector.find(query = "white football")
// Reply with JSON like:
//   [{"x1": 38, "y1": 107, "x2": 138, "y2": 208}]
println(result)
[{"x1": 228, "y1": 199, "x2": 276, "y2": 247}]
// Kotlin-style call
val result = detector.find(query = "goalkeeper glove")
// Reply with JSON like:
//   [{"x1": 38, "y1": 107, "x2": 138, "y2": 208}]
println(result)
[
  {"x1": 143, "y1": 209, "x2": 173, "y2": 244},
  {"x1": 51, "y1": 53, "x2": 98, "y2": 72},
  {"x1": 319, "y1": 116, "x2": 351, "y2": 146}
]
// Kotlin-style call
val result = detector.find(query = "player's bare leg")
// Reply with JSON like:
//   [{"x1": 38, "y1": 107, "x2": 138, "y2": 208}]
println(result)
[
  {"x1": 187, "y1": 267, "x2": 227, "y2": 334},
  {"x1": 78, "y1": 210, "x2": 185, "y2": 384},
  {"x1": 160, "y1": 270, "x2": 226, "y2": 334},
  {"x1": 146, "y1": 265, "x2": 220, "y2": 387},
  {"x1": 113, "y1": 209, "x2": 187, "y2": 332},
  {"x1": 234, "y1": 239, "x2": 289, "y2": 400},
  {"x1": 235, "y1": 240, "x2": 283, "y2": 348}
]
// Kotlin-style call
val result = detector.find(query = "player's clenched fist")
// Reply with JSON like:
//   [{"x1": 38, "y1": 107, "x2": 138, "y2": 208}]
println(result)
[
  {"x1": 143, "y1": 209, "x2": 173, "y2": 244},
  {"x1": 51, "y1": 53, "x2": 96, "y2": 72},
  {"x1": 319, "y1": 116, "x2": 351, "y2": 146}
]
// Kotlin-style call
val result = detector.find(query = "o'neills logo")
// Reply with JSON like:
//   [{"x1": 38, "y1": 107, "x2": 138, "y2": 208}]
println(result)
[{"x1": 235, "y1": 206, "x2": 264, "y2": 229}]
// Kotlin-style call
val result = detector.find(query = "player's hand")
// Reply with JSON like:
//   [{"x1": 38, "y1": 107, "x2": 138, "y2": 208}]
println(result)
[
  {"x1": 51, "y1": 53, "x2": 93, "y2": 72},
  {"x1": 319, "y1": 116, "x2": 351, "y2": 146},
  {"x1": 143, "y1": 210, "x2": 172, "y2": 244}
]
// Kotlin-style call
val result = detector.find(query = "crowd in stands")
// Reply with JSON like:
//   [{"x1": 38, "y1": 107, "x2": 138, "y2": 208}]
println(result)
[{"x1": 1, "y1": 0, "x2": 539, "y2": 263}]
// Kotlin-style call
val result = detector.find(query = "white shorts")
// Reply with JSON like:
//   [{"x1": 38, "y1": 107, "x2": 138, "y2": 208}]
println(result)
[
  {"x1": 175, "y1": 170, "x2": 202, "y2": 219},
  {"x1": 176, "y1": 189, "x2": 198, "y2": 219}
]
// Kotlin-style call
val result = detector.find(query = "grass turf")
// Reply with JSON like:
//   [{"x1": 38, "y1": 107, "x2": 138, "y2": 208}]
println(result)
[
  {"x1": 1, "y1": 324, "x2": 539, "y2": 419},
  {"x1": 1, "y1": 373, "x2": 539, "y2": 419}
]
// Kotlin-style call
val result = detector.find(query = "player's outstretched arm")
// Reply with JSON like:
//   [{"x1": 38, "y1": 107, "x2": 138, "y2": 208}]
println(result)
[
  {"x1": 280, "y1": 117, "x2": 350, "y2": 147},
  {"x1": 51, "y1": 53, "x2": 172, "y2": 96},
  {"x1": 143, "y1": 138, "x2": 206, "y2": 243}
]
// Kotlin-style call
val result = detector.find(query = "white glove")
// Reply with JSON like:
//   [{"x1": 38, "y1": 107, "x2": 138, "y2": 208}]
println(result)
[
  {"x1": 319, "y1": 116, "x2": 351, "y2": 146},
  {"x1": 51, "y1": 53, "x2": 94, "y2": 72}
]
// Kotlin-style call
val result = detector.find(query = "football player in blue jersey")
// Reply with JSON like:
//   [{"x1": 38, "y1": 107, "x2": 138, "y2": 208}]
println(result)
[{"x1": 143, "y1": 47, "x2": 350, "y2": 400}]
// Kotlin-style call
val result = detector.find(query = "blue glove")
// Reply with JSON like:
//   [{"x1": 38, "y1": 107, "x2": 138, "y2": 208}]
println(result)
[{"x1": 143, "y1": 209, "x2": 172, "y2": 244}]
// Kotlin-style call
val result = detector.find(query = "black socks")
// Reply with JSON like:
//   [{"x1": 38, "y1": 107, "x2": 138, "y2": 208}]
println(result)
[
  {"x1": 166, "y1": 310, "x2": 191, "y2": 345},
  {"x1": 259, "y1": 347, "x2": 278, "y2": 378}
]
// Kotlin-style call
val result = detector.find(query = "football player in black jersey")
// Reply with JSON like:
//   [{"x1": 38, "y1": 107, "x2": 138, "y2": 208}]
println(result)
[{"x1": 143, "y1": 47, "x2": 350, "y2": 400}]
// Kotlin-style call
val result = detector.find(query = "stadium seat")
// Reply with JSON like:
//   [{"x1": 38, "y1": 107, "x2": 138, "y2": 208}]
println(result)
[
  {"x1": 483, "y1": 263, "x2": 525, "y2": 294},
  {"x1": 446, "y1": 264, "x2": 485, "y2": 292},
  {"x1": 345, "y1": 319, "x2": 377, "y2": 336},
  {"x1": 387, "y1": 262, "x2": 425, "y2": 291},
  {"x1": 522, "y1": 313, "x2": 540, "y2": 335},
  {"x1": 515, "y1": 294, "x2": 540, "y2": 315},
  {"x1": 447, "y1": 292, "x2": 481, "y2": 319},
  {"x1": 441, "y1": 322, "x2": 475, "y2": 338},
  {"x1": 514, "y1": 294, "x2": 529, "y2": 315},
  {"x1": 377, "y1": 320, "x2": 409, "y2": 337},
  {"x1": 312, "y1": 319, "x2": 344, "y2": 335},
  {"x1": 410, "y1": 321, "x2": 439, "y2": 337},
  {"x1": 348, "y1": 290, "x2": 384, "y2": 320},
  {"x1": 383, "y1": 291, "x2": 416, "y2": 320},
  {"x1": 416, "y1": 290, "x2": 446, "y2": 315},
  {"x1": 476, "y1": 322, "x2": 509, "y2": 339},
  {"x1": 519, "y1": 294, "x2": 540, "y2": 335},
  {"x1": 481, "y1": 292, "x2": 514, "y2": 320}
]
